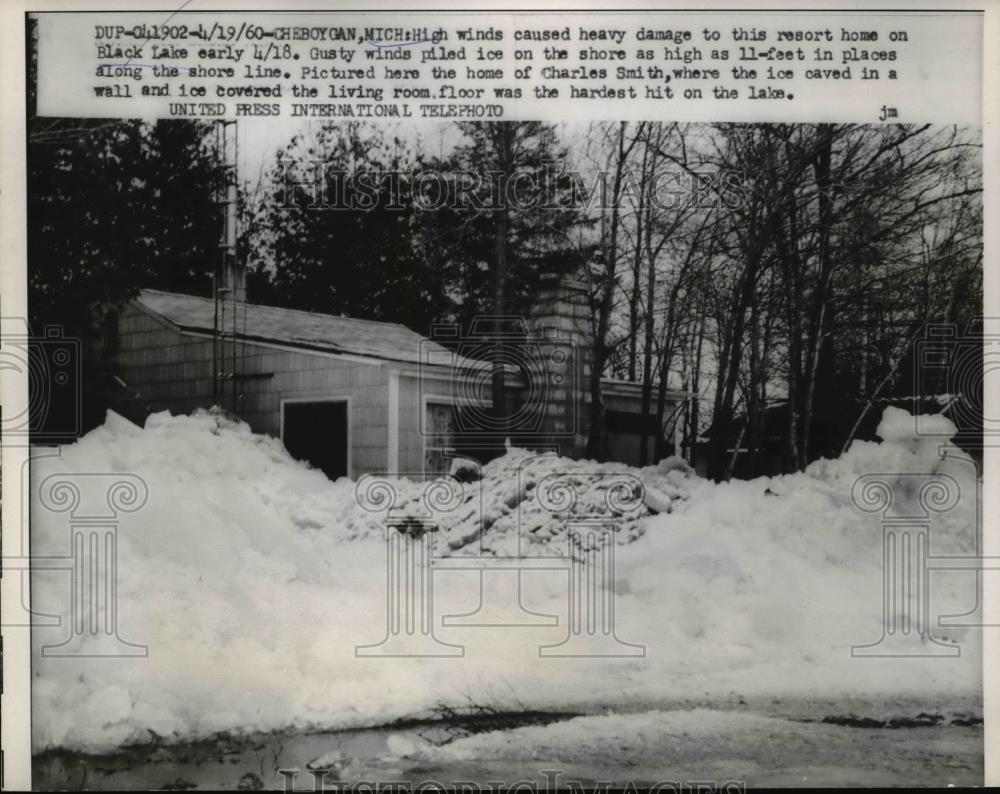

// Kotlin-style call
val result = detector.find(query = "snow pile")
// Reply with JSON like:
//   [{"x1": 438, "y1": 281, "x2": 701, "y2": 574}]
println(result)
[
  {"x1": 611, "y1": 404, "x2": 980, "y2": 705},
  {"x1": 31, "y1": 407, "x2": 982, "y2": 753}
]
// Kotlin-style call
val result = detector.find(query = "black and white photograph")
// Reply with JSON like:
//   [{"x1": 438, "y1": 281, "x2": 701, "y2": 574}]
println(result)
[{"x1": 1, "y1": 3, "x2": 994, "y2": 791}]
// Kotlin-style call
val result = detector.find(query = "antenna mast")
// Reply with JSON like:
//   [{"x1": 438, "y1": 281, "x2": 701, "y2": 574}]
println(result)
[{"x1": 212, "y1": 119, "x2": 243, "y2": 415}]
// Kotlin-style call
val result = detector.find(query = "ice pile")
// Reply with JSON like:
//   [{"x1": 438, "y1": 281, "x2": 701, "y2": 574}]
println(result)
[{"x1": 368, "y1": 448, "x2": 696, "y2": 556}]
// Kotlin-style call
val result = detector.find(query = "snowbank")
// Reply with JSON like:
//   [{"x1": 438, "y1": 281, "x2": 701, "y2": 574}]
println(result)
[{"x1": 31, "y1": 408, "x2": 982, "y2": 752}]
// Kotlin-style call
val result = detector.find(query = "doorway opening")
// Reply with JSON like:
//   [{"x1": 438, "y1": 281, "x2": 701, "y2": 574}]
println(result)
[{"x1": 281, "y1": 399, "x2": 349, "y2": 480}]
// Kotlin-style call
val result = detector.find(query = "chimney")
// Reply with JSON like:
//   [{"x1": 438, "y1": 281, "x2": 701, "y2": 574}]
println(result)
[{"x1": 529, "y1": 273, "x2": 592, "y2": 457}]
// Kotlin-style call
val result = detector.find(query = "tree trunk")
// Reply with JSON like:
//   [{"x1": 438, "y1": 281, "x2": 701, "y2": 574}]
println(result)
[
  {"x1": 709, "y1": 252, "x2": 757, "y2": 480},
  {"x1": 801, "y1": 124, "x2": 835, "y2": 465},
  {"x1": 587, "y1": 122, "x2": 633, "y2": 460},
  {"x1": 638, "y1": 187, "x2": 657, "y2": 464},
  {"x1": 627, "y1": 143, "x2": 649, "y2": 383},
  {"x1": 491, "y1": 124, "x2": 513, "y2": 439},
  {"x1": 687, "y1": 313, "x2": 705, "y2": 466},
  {"x1": 773, "y1": 185, "x2": 805, "y2": 471},
  {"x1": 746, "y1": 296, "x2": 762, "y2": 475}
]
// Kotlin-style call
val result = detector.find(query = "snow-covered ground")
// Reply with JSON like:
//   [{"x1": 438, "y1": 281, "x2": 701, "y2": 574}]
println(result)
[
  {"x1": 364, "y1": 708, "x2": 982, "y2": 788},
  {"x1": 34, "y1": 708, "x2": 983, "y2": 789},
  {"x1": 30, "y1": 407, "x2": 982, "y2": 756}
]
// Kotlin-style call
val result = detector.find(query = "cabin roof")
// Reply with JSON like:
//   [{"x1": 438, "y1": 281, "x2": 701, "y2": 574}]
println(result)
[{"x1": 135, "y1": 289, "x2": 458, "y2": 366}]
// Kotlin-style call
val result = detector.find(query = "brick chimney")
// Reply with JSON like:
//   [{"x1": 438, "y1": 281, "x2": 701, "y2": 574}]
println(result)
[{"x1": 528, "y1": 273, "x2": 592, "y2": 457}]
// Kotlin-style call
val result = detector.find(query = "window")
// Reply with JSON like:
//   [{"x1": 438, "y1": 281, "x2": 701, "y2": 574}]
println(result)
[{"x1": 424, "y1": 401, "x2": 458, "y2": 476}]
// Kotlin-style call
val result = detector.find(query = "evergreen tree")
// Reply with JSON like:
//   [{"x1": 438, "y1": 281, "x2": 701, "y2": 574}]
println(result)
[
  {"x1": 249, "y1": 122, "x2": 445, "y2": 332},
  {"x1": 27, "y1": 117, "x2": 225, "y2": 433},
  {"x1": 425, "y1": 122, "x2": 591, "y2": 330}
]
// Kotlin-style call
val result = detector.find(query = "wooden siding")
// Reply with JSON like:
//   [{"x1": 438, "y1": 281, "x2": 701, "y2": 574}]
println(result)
[
  {"x1": 117, "y1": 302, "x2": 687, "y2": 479},
  {"x1": 117, "y1": 303, "x2": 391, "y2": 478}
]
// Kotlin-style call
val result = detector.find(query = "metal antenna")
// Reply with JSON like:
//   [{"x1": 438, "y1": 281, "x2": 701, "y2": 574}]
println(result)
[{"x1": 213, "y1": 119, "x2": 242, "y2": 416}]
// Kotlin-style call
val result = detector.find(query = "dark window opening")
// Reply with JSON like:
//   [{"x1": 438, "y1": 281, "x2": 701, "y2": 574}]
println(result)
[{"x1": 605, "y1": 409, "x2": 660, "y2": 435}]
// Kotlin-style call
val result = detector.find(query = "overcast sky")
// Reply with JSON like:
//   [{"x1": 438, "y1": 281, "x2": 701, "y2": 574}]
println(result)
[{"x1": 236, "y1": 117, "x2": 467, "y2": 192}]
